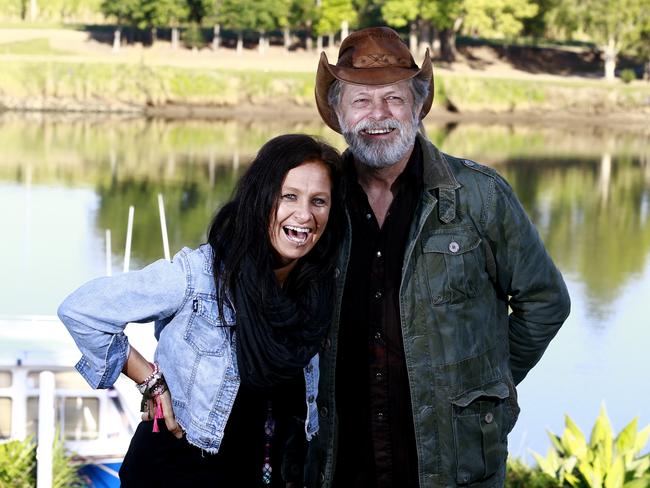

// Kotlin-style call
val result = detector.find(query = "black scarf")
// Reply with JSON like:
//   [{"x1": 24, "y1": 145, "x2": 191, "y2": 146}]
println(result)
[{"x1": 233, "y1": 256, "x2": 333, "y2": 391}]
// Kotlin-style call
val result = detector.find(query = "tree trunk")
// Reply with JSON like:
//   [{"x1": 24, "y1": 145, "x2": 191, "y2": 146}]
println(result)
[
  {"x1": 328, "y1": 32, "x2": 334, "y2": 49},
  {"x1": 431, "y1": 26, "x2": 440, "y2": 58},
  {"x1": 603, "y1": 37, "x2": 617, "y2": 81},
  {"x1": 112, "y1": 26, "x2": 121, "y2": 53},
  {"x1": 236, "y1": 31, "x2": 243, "y2": 54},
  {"x1": 317, "y1": 35, "x2": 323, "y2": 52},
  {"x1": 212, "y1": 24, "x2": 220, "y2": 51},
  {"x1": 306, "y1": 21, "x2": 313, "y2": 51},
  {"x1": 409, "y1": 21, "x2": 418, "y2": 54},
  {"x1": 439, "y1": 27, "x2": 457, "y2": 62},
  {"x1": 259, "y1": 31, "x2": 266, "y2": 54},
  {"x1": 417, "y1": 18, "x2": 431, "y2": 57},
  {"x1": 341, "y1": 20, "x2": 349, "y2": 41},
  {"x1": 150, "y1": 27, "x2": 157, "y2": 46},
  {"x1": 645, "y1": 59, "x2": 650, "y2": 81},
  {"x1": 29, "y1": 0, "x2": 37, "y2": 21},
  {"x1": 284, "y1": 26, "x2": 291, "y2": 50},
  {"x1": 171, "y1": 26, "x2": 180, "y2": 50}
]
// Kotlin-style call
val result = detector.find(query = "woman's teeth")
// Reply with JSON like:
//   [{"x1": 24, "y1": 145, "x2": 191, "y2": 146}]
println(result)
[{"x1": 284, "y1": 225, "x2": 310, "y2": 244}]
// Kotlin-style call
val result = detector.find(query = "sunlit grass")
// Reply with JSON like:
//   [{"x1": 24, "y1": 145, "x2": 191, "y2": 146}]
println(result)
[{"x1": 0, "y1": 37, "x2": 73, "y2": 55}]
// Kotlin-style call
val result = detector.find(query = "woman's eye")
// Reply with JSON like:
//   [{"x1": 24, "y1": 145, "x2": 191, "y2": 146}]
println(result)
[
  {"x1": 312, "y1": 197, "x2": 328, "y2": 206},
  {"x1": 282, "y1": 193, "x2": 296, "y2": 201}
]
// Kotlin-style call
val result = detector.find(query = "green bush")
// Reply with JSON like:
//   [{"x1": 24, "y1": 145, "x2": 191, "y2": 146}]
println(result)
[
  {"x1": 620, "y1": 69, "x2": 637, "y2": 84},
  {"x1": 0, "y1": 437, "x2": 36, "y2": 488},
  {"x1": 507, "y1": 458, "x2": 562, "y2": 487},
  {"x1": 0, "y1": 433, "x2": 83, "y2": 488},
  {"x1": 532, "y1": 405, "x2": 650, "y2": 488},
  {"x1": 183, "y1": 23, "x2": 205, "y2": 50}
]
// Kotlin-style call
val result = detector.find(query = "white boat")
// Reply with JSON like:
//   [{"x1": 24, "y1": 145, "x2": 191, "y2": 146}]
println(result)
[{"x1": 0, "y1": 315, "x2": 157, "y2": 487}]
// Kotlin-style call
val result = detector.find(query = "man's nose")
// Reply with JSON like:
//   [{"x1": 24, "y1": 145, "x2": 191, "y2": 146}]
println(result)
[{"x1": 369, "y1": 99, "x2": 391, "y2": 120}]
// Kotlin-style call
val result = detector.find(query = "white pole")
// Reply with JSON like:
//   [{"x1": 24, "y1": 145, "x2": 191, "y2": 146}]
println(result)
[
  {"x1": 105, "y1": 229, "x2": 112, "y2": 276},
  {"x1": 36, "y1": 371, "x2": 55, "y2": 488},
  {"x1": 158, "y1": 194, "x2": 171, "y2": 261},
  {"x1": 123, "y1": 206, "x2": 134, "y2": 273}
]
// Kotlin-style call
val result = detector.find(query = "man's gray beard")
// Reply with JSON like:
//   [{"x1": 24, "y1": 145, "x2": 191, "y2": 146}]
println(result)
[{"x1": 339, "y1": 116, "x2": 419, "y2": 169}]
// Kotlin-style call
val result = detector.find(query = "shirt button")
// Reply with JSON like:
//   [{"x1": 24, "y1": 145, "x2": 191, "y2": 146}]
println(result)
[
  {"x1": 365, "y1": 213, "x2": 372, "y2": 220},
  {"x1": 448, "y1": 241, "x2": 460, "y2": 253},
  {"x1": 375, "y1": 372, "x2": 383, "y2": 381},
  {"x1": 375, "y1": 251, "x2": 382, "y2": 258},
  {"x1": 484, "y1": 412, "x2": 494, "y2": 424},
  {"x1": 377, "y1": 412, "x2": 384, "y2": 420},
  {"x1": 374, "y1": 331, "x2": 382, "y2": 341},
  {"x1": 374, "y1": 291, "x2": 382, "y2": 299},
  {"x1": 308, "y1": 395, "x2": 315, "y2": 403}
]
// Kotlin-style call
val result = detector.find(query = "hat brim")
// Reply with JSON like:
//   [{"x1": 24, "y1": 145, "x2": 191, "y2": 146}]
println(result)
[{"x1": 315, "y1": 50, "x2": 434, "y2": 133}]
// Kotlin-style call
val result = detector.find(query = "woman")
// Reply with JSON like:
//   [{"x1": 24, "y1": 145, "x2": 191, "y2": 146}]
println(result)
[{"x1": 58, "y1": 134, "x2": 343, "y2": 487}]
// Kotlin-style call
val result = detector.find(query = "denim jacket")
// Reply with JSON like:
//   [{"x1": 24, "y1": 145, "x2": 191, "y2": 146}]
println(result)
[{"x1": 58, "y1": 244, "x2": 320, "y2": 453}]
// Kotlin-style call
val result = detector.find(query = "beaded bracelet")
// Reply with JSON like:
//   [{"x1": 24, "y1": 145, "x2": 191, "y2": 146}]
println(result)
[{"x1": 135, "y1": 362, "x2": 162, "y2": 394}]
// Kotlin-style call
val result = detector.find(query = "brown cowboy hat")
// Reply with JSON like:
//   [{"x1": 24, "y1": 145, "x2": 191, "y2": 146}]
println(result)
[{"x1": 315, "y1": 26, "x2": 434, "y2": 133}]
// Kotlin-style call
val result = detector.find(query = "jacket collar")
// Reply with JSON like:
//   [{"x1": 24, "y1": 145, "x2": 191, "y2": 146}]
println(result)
[{"x1": 417, "y1": 133, "x2": 460, "y2": 224}]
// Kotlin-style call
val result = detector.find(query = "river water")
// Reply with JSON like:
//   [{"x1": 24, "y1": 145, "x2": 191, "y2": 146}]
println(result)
[{"x1": 1, "y1": 113, "x2": 649, "y2": 462}]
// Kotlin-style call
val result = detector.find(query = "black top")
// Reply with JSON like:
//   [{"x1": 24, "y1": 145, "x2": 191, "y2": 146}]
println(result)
[{"x1": 334, "y1": 142, "x2": 423, "y2": 488}]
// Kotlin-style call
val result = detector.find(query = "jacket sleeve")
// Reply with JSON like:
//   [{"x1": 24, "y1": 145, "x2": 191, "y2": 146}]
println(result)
[
  {"x1": 486, "y1": 176, "x2": 570, "y2": 385},
  {"x1": 57, "y1": 249, "x2": 189, "y2": 389}
]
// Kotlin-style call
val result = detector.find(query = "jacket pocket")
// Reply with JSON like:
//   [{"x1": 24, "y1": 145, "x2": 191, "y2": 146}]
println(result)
[
  {"x1": 422, "y1": 230, "x2": 485, "y2": 305},
  {"x1": 184, "y1": 295, "x2": 234, "y2": 356},
  {"x1": 451, "y1": 381, "x2": 511, "y2": 485}
]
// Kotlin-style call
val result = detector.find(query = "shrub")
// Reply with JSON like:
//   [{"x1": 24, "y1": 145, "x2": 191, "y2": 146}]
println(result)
[
  {"x1": 183, "y1": 23, "x2": 205, "y2": 50},
  {"x1": 620, "y1": 69, "x2": 637, "y2": 84},
  {"x1": 532, "y1": 405, "x2": 650, "y2": 488},
  {"x1": 506, "y1": 458, "x2": 561, "y2": 487},
  {"x1": 0, "y1": 433, "x2": 83, "y2": 488}
]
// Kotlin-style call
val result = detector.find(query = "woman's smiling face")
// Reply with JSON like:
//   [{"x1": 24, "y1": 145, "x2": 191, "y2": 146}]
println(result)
[{"x1": 269, "y1": 160, "x2": 332, "y2": 271}]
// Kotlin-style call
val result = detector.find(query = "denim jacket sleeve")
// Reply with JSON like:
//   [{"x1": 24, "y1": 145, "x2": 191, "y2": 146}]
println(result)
[
  {"x1": 57, "y1": 249, "x2": 190, "y2": 389},
  {"x1": 486, "y1": 176, "x2": 571, "y2": 384}
]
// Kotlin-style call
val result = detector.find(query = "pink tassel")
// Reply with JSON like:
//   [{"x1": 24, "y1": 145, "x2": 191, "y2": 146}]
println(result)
[{"x1": 152, "y1": 396, "x2": 164, "y2": 433}]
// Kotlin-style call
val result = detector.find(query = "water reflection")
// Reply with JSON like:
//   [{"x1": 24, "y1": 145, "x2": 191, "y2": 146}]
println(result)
[{"x1": 1, "y1": 113, "x2": 649, "y2": 315}]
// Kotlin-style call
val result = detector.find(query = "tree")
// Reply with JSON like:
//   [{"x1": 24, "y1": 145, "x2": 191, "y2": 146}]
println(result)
[
  {"x1": 315, "y1": 0, "x2": 356, "y2": 48},
  {"x1": 218, "y1": 0, "x2": 286, "y2": 54},
  {"x1": 288, "y1": 0, "x2": 319, "y2": 50},
  {"x1": 462, "y1": 0, "x2": 538, "y2": 39},
  {"x1": 100, "y1": 0, "x2": 138, "y2": 52},
  {"x1": 381, "y1": 0, "x2": 420, "y2": 53},
  {"x1": 549, "y1": 0, "x2": 649, "y2": 80},
  {"x1": 134, "y1": 0, "x2": 189, "y2": 47},
  {"x1": 421, "y1": 0, "x2": 464, "y2": 62}
]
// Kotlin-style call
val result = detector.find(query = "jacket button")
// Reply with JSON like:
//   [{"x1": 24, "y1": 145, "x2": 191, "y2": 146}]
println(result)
[
  {"x1": 334, "y1": 267, "x2": 341, "y2": 278},
  {"x1": 484, "y1": 412, "x2": 494, "y2": 424},
  {"x1": 319, "y1": 406, "x2": 328, "y2": 417},
  {"x1": 448, "y1": 241, "x2": 460, "y2": 253}
]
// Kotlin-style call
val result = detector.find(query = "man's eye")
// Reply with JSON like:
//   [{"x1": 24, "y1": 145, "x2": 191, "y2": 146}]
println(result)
[
  {"x1": 386, "y1": 96, "x2": 405, "y2": 104},
  {"x1": 352, "y1": 99, "x2": 370, "y2": 107}
]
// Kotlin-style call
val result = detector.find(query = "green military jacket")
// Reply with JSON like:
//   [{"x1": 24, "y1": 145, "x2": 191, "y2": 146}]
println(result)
[{"x1": 307, "y1": 134, "x2": 571, "y2": 487}]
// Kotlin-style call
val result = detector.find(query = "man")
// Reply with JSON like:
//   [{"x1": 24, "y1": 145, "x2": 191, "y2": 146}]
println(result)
[{"x1": 307, "y1": 27, "x2": 570, "y2": 488}]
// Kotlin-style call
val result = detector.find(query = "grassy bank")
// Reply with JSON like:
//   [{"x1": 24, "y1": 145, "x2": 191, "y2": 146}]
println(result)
[{"x1": 1, "y1": 58, "x2": 650, "y2": 116}]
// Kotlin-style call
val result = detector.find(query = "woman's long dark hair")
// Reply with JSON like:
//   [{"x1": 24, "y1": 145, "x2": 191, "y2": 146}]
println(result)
[{"x1": 207, "y1": 134, "x2": 343, "y2": 317}]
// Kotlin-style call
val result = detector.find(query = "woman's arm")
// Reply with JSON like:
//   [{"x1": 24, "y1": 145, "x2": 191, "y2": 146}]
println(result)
[
  {"x1": 58, "y1": 250, "x2": 189, "y2": 389},
  {"x1": 124, "y1": 346, "x2": 183, "y2": 438}
]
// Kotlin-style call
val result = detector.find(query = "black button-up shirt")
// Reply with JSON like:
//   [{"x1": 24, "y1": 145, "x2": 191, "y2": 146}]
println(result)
[{"x1": 333, "y1": 142, "x2": 423, "y2": 488}]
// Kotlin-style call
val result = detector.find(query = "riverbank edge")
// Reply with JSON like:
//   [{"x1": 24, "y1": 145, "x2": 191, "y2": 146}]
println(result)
[{"x1": 1, "y1": 59, "x2": 650, "y2": 130}]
